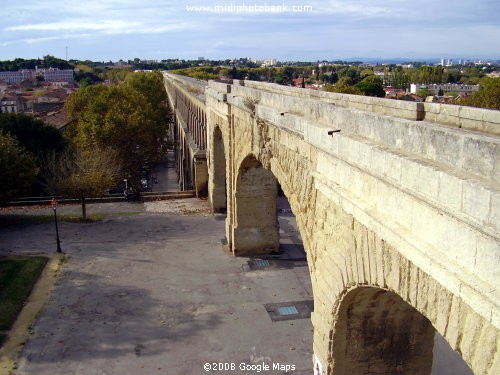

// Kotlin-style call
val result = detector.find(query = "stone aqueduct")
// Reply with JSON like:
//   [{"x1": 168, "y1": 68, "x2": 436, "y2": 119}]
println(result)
[{"x1": 163, "y1": 72, "x2": 500, "y2": 374}]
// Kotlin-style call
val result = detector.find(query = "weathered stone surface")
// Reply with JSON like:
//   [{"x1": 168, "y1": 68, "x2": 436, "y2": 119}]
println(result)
[{"x1": 165, "y1": 74, "x2": 500, "y2": 375}]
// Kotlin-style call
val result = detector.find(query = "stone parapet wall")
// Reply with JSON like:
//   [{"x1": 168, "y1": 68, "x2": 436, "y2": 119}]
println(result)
[
  {"x1": 163, "y1": 72, "x2": 207, "y2": 104},
  {"x1": 211, "y1": 79, "x2": 500, "y2": 136},
  {"x1": 238, "y1": 80, "x2": 424, "y2": 121},
  {"x1": 423, "y1": 102, "x2": 500, "y2": 135}
]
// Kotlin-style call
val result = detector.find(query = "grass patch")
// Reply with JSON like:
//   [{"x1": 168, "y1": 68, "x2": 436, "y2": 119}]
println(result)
[{"x1": 0, "y1": 256, "x2": 48, "y2": 332}]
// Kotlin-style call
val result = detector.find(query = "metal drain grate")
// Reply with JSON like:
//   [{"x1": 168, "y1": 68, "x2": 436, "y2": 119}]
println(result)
[
  {"x1": 254, "y1": 259, "x2": 271, "y2": 268},
  {"x1": 246, "y1": 259, "x2": 306, "y2": 271},
  {"x1": 278, "y1": 306, "x2": 299, "y2": 316},
  {"x1": 264, "y1": 300, "x2": 314, "y2": 322}
]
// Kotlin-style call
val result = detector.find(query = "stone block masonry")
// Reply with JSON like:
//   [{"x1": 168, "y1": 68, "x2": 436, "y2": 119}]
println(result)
[{"x1": 164, "y1": 73, "x2": 500, "y2": 374}]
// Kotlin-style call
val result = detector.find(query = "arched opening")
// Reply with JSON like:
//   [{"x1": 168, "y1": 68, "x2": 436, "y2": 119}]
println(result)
[
  {"x1": 233, "y1": 155, "x2": 279, "y2": 255},
  {"x1": 230, "y1": 154, "x2": 313, "y2": 373},
  {"x1": 212, "y1": 127, "x2": 227, "y2": 213},
  {"x1": 276, "y1": 183, "x2": 307, "y2": 259},
  {"x1": 331, "y1": 287, "x2": 435, "y2": 374},
  {"x1": 330, "y1": 286, "x2": 473, "y2": 375}
]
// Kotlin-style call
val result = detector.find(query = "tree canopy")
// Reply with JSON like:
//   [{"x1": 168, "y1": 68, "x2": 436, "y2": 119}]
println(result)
[
  {"x1": 0, "y1": 131, "x2": 39, "y2": 205},
  {"x1": 44, "y1": 147, "x2": 121, "y2": 219},
  {"x1": 65, "y1": 72, "x2": 168, "y2": 192},
  {"x1": 0, "y1": 55, "x2": 72, "y2": 71},
  {"x1": 458, "y1": 77, "x2": 500, "y2": 110},
  {"x1": 355, "y1": 76, "x2": 386, "y2": 97},
  {"x1": 0, "y1": 113, "x2": 65, "y2": 157}
]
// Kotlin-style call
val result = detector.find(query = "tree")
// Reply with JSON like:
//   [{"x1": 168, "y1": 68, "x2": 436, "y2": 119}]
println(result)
[
  {"x1": 355, "y1": 76, "x2": 386, "y2": 97},
  {"x1": 0, "y1": 131, "x2": 39, "y2": 205},
  {"x1": 0, "y1": 113, "x2": 66, "y2": 195},
  {"x1": 65, "y1": 73, "x2": 168, "y2": 192},
  {"x1": 75, "y1": 71, "x2": 102, "y2": 87},
  {"x1": 102, "y1": 68, "x2": 132, "y2": 84},
  {"x1": 326, "y1": 77, "x2": 363, "y2": 95},
  {"x1": 458, "y1": 77, "x2": 500, "y2": 110},
  {"x1": 44, "y1": 147, "x2": 121, "y2": 219},
  {"x1": 282, "y1": 66, "x2": 295, "y2": 85},
  {"x1": 0, "y1": 113, "x2": 65, "y2": 158},
  {"x1": 417, "y1": 88, "x2": 431, "y2": 98}
]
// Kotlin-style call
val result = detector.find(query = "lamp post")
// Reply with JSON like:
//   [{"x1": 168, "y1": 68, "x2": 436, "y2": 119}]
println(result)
[{"x1": 51, "y1": 198, "x2": 62, "y2": 253}]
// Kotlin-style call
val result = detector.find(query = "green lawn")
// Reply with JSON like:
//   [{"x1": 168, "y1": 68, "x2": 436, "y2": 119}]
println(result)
[{"x1": 0, "y1": 256, "x2": 48, "y2": 336}]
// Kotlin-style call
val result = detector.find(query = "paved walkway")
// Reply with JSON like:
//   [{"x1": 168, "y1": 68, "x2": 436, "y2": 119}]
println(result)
[
  {"x1": 0, "y1": 200, "x2": 313, "y2": 375},
  {"x1": 150, "y1": 151, "x2": 179, "y2": 193}
]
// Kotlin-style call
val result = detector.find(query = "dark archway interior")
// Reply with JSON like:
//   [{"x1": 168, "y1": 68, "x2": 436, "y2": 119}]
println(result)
[
  {"x1": 332, "y1": 287, "x2": 435, "y2": 374},
  {"x1": 330, "y1": 287, "x2": 473, "y2": 375}
]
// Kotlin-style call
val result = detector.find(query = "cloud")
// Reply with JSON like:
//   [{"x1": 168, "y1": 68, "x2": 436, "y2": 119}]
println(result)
[
  {"x1": 0, "y1": 0, "x2": 498, "y2": 60},
  {"x1": 4, "y1": 19, "x2": 195, "y2": 37},
  {"x1": 0, "y1": 33, "x2": 91, "y2": 47},
  {"x1": 308, "y1": 0, "x2": 395, "y2": 17},
  {"x1": 6, "y1": 20, "x2": 137, "y2": 32}
]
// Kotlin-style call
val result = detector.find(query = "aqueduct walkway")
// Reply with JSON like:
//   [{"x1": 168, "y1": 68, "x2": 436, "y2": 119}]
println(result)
[{"x1": 164, "y1": 72, "x2": 500, "y2": 375}]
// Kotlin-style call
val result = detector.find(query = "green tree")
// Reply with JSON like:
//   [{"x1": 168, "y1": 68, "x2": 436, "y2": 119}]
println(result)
[
  {"x1": 44, "y1": 147, "x2": 121, "y2": 219},
  {"x1": 75, "y1": 71, "x2": 102, "y2": 86},
  {"x1": 0, "y1": 113, "x2": 65, "y2": 158},
  {"x1": 65, "y1": 73, "x2": 168, "y2": 192},
  {"x1": 124, "y1": 71, "x2": 168, "y2": 112},
  {"x1": 0, "y1": 131, "x2": 39, "y2": 205},
  {"x1": 102, "y1": 68, "x2": 132, "y2": 84},
  {"x1": 326, "y1": 77, "x2": 363, "y2": 95},
  {"x1": 458, "y1": 77, "x2": 500, "y2": 110},
  {"x1": 417, "y1": 88, "x2": 431, "y2": 98},
  {"x1": 355, "y1": 76, "x2": 386, "y2": 97},
  {"x1": 0, "y1": 113, "x2": 67, "y2": 195},
  {"x1": 281, "y1": 66, "x2": 295, "y2": 86}
]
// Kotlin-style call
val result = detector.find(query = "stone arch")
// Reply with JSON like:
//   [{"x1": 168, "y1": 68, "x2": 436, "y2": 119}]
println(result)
[
  {"x1": 211, "y1": 126, "x2": 227, "y2": 213},
  {"x1": 330, "y1": 286, "x2": 435, "y2": 374},
  {"x1": 307, "y1": 197, "x2": 488, "y2": 374},
  {"x1": 232, "y1": 154, "x2": 279, "y2": 255}
]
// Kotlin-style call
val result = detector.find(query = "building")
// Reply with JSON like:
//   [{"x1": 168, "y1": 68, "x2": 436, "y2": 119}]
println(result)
[
  {"x1": 0, "y1": 68, "x2": 73, "y2": 84},
  {"x1": 0, "y1": 94, "x2": 26, "y2": 113},
  {"x1": 410, "y1": 83, "x2": 479, "y2": 95},
  {"x1": 252, "y1": 58, "x2": 277, "y2": 67},
  {"x1": 0, "y1": 70, "x2": 33, "y2": 84},
  {"x1": 39, "y1": 67, "x2": 74, "y2": 82}
]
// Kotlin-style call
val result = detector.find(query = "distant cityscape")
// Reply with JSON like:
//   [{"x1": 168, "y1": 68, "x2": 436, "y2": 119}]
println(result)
[{"x1": 1, "y1": 55, "x2": 498, "y2": 128}]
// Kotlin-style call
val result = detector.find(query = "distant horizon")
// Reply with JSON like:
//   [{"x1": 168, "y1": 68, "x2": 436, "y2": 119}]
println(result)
[
  {"x1": 1, "y1": 1, "x2": 499, "y2": 62},
  {"x1": 2, "y1": 55, "x2": 499, "y2": 65}
]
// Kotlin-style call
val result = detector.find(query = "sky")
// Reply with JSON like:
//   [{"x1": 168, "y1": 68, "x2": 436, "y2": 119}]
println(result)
[{"x1": 0, "y1": 0, "x2": 499, "y2": 62}]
